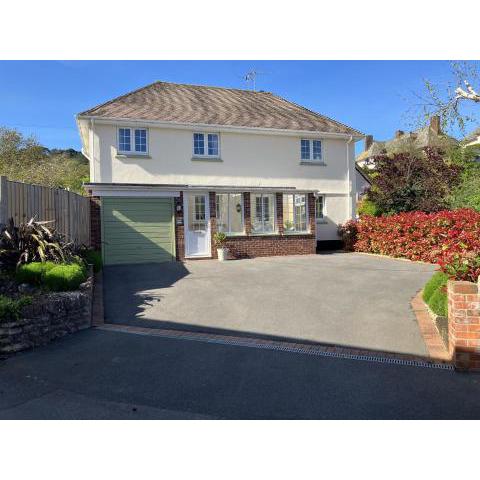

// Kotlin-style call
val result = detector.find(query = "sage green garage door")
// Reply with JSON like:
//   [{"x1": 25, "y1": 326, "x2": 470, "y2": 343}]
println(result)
[{"x1": 102, "y1": 197, "x2": 175, "y2": 265}]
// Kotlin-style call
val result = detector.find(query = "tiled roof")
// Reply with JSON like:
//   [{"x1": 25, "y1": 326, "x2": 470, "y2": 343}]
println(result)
[
  {"x1": 356, "y1": 124, "x2": 458, "y2": 163},
  {"x1": 79, "y1": 81, "x2": 362, "y2": 136}
]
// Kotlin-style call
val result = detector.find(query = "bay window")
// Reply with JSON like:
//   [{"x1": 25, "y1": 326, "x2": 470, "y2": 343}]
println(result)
[
  {"x1": 216, "y1": 193, "x2": 244, "y2": 234},
  {"x1": 283, "y1": 194, "x2": 308, "y2": 233},
  {"x1": 251, "y1": 193, "x2": 275, "y2": 234}
]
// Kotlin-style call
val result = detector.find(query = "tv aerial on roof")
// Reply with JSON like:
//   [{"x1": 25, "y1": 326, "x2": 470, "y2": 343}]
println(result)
[{"x1": 243, "y1": 70, "x2": 267, "y2": 91}]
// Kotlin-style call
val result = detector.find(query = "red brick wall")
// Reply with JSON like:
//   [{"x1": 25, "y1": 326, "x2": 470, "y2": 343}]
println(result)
[
  {"x1": 448, "y1": 279, "x2": 480, "y2": 371},
  {"x1": 175, "y1": 192, "x2": 185, "y2": 261},
  {"x1": 224, "y1": 234, "x2": 316, "y2": 258},
  {"x1": 89, "y1": 195, "x2": 101, "y2": 250}
]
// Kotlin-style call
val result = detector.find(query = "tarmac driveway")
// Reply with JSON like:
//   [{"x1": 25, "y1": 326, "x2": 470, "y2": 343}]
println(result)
[{"x1": 103, "y1": 253, "x2": 436, "y2": 356}]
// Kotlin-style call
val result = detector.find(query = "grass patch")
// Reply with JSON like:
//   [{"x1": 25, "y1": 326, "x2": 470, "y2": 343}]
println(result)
[
  {"x1": 422, "y1": 271, "x2": 449, "y2": 304},
  {"x1": 422, "y1": 270, "x2": 449, "y2": 317},
  {"x1": 43, "y1": 263, "x2": 87, "y2": 292},
  {"x1": 15, "y1": 261, "x2": 56, "y2": 285},
  {"x1": 0, "y1": 295, "x2": 32, "y2": 321},
  {"x1": 429, "y1": 288, "x2": 448, "y2": 317}
]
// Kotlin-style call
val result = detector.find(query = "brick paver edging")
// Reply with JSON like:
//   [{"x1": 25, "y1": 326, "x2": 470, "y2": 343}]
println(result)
[
  {"x1": 410, "y1": 290, "x2": 451, "y2": 362},
  {"x1": 97, "y1": 323, "x2": 453, "y2": 370}
]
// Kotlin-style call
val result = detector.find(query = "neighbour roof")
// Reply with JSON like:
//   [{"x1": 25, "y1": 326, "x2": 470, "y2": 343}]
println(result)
[
  {"x1": 78, "y1": 81, "x2": 363, "y2": 136},
  {"x1": 356, "y1": 123, "x2": 458, "y2": 163}
]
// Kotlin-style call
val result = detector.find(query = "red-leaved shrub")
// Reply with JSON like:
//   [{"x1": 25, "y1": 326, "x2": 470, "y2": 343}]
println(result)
[{"x1": 341, "y1": 209, "x2": 480, "y2": 282}]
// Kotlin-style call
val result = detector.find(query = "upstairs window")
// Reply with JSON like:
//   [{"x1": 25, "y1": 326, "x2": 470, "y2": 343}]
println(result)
[
  {"x1": 193, "y1": 133, "x2": 219, "y2": 157},
  {"x1": 118, "y1": 127, "x2": 148, "y2": 154},
  {"x1": 300, "y1": 139, "x2": 322, "y2": 161},
  {"x1": 119, "y1": 128, "x2": 131, "y2": 152},
  {"x1": 283, "y1": 194, "x2": 308, "y2": 233}
]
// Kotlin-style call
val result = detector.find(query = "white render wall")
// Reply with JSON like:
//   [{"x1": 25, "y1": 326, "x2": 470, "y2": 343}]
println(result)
[{"x1": 83, "y1": 121, "x2": 357, "y2": 240}]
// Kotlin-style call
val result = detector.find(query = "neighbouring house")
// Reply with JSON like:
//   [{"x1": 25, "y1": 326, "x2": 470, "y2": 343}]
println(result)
[
  {"x1": 463, "y1": 127, "x2": 480, "y2": 148},
  {"x1": 356, "y1": 116, "x2": 458, "y2": 169},
  {"x1": 355, "y1": 165, "x2": 371, "y2": 202},
  {"x1": 76, "y1": 81, "x2": 363, "y2": 265}
]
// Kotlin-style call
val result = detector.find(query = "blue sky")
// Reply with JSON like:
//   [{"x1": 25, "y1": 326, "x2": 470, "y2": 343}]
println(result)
[{"x1": 0, "y1": 60, "x2": 476, "y2": 155}]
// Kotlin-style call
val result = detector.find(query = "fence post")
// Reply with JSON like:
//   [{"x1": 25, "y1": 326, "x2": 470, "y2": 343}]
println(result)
[{"x1": 0, "y1": 176, "x2": 8, "y2": 226}]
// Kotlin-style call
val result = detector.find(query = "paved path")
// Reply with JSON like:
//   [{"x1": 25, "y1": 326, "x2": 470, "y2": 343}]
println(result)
[
  {"x1": 1, "y1": 329, "x2": 479, "y2": 419},
  {"x1": 104, "y1": 253, "x2": 435, "y2": 356}
]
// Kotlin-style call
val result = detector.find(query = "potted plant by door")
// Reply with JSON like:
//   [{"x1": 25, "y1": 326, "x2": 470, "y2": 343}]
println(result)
[{"x1": 214, "y1": 232, "x2": 229, "y2": 262}]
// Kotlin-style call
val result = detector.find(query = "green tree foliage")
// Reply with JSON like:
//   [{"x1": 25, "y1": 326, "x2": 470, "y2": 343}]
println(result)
[
  {"x1": 368, "y1": 147, "x2": 461, "y2": 214},
  {"x1": 0, "y1": 127, "x2": 89, "y2": 193},
  {"x1": 447, "y1": 144, "x2": 480, "y2": 211}
]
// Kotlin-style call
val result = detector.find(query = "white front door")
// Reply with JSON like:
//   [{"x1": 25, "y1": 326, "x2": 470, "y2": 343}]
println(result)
[{"x1": 184, "y1": 193, "x2": 211, "y2": 257}]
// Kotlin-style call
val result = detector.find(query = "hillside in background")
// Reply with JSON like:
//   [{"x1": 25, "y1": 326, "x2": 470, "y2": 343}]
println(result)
[{"x1": 0, "y1": 127, "x2": 89, "y2": 194}]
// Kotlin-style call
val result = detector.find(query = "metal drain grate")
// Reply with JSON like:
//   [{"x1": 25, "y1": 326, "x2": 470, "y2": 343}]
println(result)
[{"x1": 100, "y1": 325, "x2": 454, "y2": 371}]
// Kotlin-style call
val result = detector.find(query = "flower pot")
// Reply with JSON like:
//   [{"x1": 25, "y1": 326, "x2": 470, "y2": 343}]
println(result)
[{"x1": 217, "y1": 247, "x2": 228, "y2": 262}]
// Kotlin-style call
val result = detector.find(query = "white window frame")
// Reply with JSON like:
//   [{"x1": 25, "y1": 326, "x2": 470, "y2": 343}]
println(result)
[
  {"x1": 117, "y1": 127, "x2": 149, "y2": 155},
  {"x1": 251, "y1": 193, "x2": 276, "y2": 234},
  {"x1": 216, "y1": 193, "x2": 245, "y2": 235},
  {"x1": 315, "y1": 195, "x2": 326, "y2": 220},
  {"x1": 300, "y1": 138, "x2": 323, "y2": 162},
  {"x1": 283, "y1": 193, "x2": 309, "y2": 233},
  {"x1": 193, "y1": 132, "x2": 220, "y2": 158}
]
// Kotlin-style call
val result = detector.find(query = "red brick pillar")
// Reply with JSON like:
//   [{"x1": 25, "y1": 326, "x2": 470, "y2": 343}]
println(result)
[
  {"x1": 243, "y1": 192, "x2": 251, "y2": 235},
  {"x1": 308, "y1": 193, "x2": 316, "y2": 235},
  {"x1": 175, "y1": 193, "x2": 185, "y2": 261},
  {"x1": 447, "y1": 279, "x2": 480, "y2": 371},
  {"x1": 276, "y1": 193, "x2": 284, "y2": 235},
  {"x1": 89, "y1": 195, "x2": 101, "y2": 250},
  {"x1": 209, "y1": 192, "x2": 217, "y2": 258}
]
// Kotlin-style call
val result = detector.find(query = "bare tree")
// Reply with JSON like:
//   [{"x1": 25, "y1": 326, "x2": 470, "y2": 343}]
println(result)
[{"x1": 411, "y1": 61, "x2": 480, "y2": 133}]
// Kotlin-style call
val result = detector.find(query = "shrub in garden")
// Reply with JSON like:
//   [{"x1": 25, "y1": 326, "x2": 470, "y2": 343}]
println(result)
[
  {"x1": 369, "y1": 148, "x2": 460, "y2": 214},
  {"x1": 15, "y1": 261, "x2": 56, "y2": 285},
  {"x1": 357, "y1": 198, "x2": 381, "y2": 217},
  {"x1": 43, "y1": 263, "x2": 87, "y2": 292},
  {"x1": 337, "y1": 220, "x2": 358, "y2": 251},
  {"x1": 80, "y1": 248, "x2": 102, "y2": 273},
  {"x1": 0, "y1": 295, "x2": 32, "y2": 321},
  {"x1": 0, "y1": 217, "x2": 74, "y2": 270},
  {"x1": 339, "y1": 209, "x2": 480, "y2": 282},
  {"x1": 422, "y1": 271, "x2": 449, "y2": 304}
]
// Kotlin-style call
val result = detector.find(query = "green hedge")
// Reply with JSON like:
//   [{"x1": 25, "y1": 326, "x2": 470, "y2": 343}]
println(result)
[
  {"x1": 16, "y1": 261, "x2": 56, "y2": 285},
  {"x1": 0, "y1": 295, "x2": 32, "y2": 321},
  {"x1": 43, "y1": 263, "x2": 88, "y2": 292},
  {"x1": 422, "y1": 271, "x2": 449, "y2": 317}
]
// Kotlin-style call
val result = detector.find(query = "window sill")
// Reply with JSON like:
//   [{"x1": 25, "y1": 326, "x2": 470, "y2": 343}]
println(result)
[
  {"x1": 283, "y1": 231, "x2": 311, "y2": 235},
  {"x1": 250, "y1": 232, "x2": 279, "y2": 236},
  {"x1": 116, "y1": 153, "x2": 151, "y2": 159},
  {"x1": 223, "y1": 232, "x2": 246, "y2": 237},
  {"x1": 300, "y1": 161, "x2": 327, "y2": 166},
  {"x1": 191, "y1": 156, "x2": 223, "y2": 162}
]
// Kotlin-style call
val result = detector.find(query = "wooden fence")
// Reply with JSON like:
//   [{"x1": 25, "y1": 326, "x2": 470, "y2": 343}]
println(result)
[{"x1": 0, "y1": 176, "x2": 90, "y2": 246}]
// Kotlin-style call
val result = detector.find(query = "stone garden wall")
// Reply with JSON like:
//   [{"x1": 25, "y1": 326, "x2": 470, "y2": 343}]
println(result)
[{"x1": 0, "y1": 273, "x2": 93, "y2": 355}]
